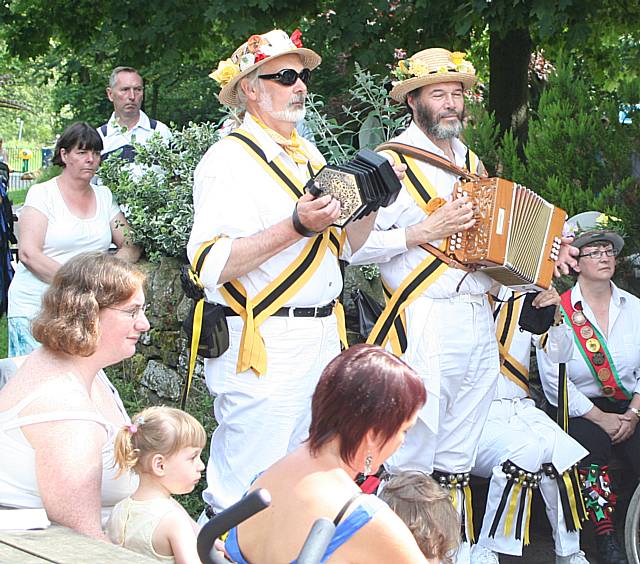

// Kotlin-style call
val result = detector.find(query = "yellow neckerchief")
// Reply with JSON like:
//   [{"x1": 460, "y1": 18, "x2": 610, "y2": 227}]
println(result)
[
  {"x1": 251, "y1": 114, "x2": 320, "y2": 166},
  {"x1": 366, "y1": 150, "x2": 449, "y2": 355},
  {"x1": 202, "y1": 129, "x2": 347, "y2": 375},
  {"x1": 493, "y1": 293, "x2": 530, "y2": 394}
]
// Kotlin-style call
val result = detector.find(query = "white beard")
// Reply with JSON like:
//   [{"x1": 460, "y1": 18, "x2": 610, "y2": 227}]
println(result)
[{"x1": 258, "y1": 84, "x2": 306, "y2": 123}]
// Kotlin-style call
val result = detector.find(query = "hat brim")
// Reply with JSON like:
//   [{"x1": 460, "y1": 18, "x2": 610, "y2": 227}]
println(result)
[
  {"x1": 218, "y1": 48, "x2": 321, "y2": 108},
  {"x1": 389, "y1": 72, "x2": 477, "y2": 103},
  {"x1": 573, "y1": 231, "x2": 625, "y2": 255}
]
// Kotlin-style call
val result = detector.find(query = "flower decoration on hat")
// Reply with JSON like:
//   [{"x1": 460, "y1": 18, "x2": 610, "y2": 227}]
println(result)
[
  {"x1": 209, "y1": 29, "x2": 308, "y2": 87},
  {"x1": 209, "y1": 58, "x2": 241, "y2": 87},
  {"x1": 391, "y1": 51, "x2": 475, "y2": 85},
  {"x1": 566, "y1": 213, "x2": 625, "y2": 239}
]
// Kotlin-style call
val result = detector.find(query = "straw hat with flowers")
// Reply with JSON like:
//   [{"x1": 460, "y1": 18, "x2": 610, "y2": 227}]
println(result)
[
  {"x1": 389, "y1": 48, "x2": 477, "y2": 103},
  {"x1": 209, "y1": 29, "x2": 321, "y2": 108}
]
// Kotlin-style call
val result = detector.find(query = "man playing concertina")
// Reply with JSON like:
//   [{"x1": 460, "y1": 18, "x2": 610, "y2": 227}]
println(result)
[{"x1": 187, "y1": 29, "x2": 391, "y2": 517}]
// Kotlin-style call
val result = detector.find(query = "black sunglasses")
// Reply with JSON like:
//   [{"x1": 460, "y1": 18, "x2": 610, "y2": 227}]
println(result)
[{"x1": 258, "y1": 68, "x2": 311, "y2": 86}]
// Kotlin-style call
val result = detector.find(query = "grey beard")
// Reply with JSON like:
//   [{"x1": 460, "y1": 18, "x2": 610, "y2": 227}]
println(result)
[
  {"x1": 270, "y1": 106, "x2": 306, "y2": 123},
  {"x1": 427, "y1": 119, "x2": 463, "y2": 140}
]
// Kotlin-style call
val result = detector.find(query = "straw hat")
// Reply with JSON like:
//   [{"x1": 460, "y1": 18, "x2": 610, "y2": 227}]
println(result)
[
  {"x1": 567, "y1": 211, "x2": 625, "y2": 255},
  {"x1": 209, "y1": 29, "x2": 321, "y2": 108},
  {"x1": 389, "y1": 48, "x2": 477, "y2": 103}
]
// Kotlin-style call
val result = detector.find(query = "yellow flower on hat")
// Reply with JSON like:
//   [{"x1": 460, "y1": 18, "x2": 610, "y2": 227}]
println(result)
[
  {"x1": 596, "y1": 213, "x2": 621, "y2": 227},
  {"x1": 451, "y1": 51, "x2": 467, "y2": 65},
  {"x1": 408, "y1": 59, "x2": 428, "y2": 77},
  {"x1": 209, "y1": 58, "x2": 241, "y2": 87}
]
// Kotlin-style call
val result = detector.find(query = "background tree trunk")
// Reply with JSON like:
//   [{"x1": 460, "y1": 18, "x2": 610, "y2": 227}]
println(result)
[{"x1": 488, "y1": 28, "x2": 532, "y2": 157}]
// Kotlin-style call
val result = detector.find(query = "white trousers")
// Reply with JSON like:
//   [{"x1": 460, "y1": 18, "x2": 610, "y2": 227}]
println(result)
[
  {"x1": 201, "y1": 315, "x2": 340, "y2": 513},
  {"x1": 473, "y1": 398, "x2": 588, "y2": 556},
  {"x1": 387, "y1": 294, "x2": 500, "y2": 475},
  {"x1": 385, "y1": 294, "x2": 500, "y2": 564}
]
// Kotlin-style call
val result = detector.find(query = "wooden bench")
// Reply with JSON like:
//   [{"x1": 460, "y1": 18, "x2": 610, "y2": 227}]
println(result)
[{"x1": 0, "y1": 523, "x2": 158, "y2": 563}]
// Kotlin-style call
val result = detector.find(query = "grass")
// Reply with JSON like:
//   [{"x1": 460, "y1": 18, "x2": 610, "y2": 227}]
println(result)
[
  {"x1": 0, "y1": 316, "x2": 6, "y2": 358},
  {"x1": 8, "y1": 188, "x2": 28, "y2": 206}
]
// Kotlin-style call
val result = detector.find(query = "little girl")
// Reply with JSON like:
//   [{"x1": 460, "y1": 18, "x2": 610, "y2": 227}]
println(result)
[{"x1": 107, "y1": 406, "x2": 206, "y2": 563}]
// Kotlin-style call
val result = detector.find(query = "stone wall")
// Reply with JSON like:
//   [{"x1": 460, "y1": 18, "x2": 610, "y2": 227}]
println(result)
[{"x1": 107, "y1": 258, "x2": 383, "y2": 403}]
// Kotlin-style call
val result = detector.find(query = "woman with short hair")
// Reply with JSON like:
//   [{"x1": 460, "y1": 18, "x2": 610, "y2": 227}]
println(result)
[
  {"x1": 0, "y1": 252, "x2": 148, "y2": 539},
  {"x1": 7, "y1": 122, "x2": 140, "y2": 356},
  {"x1": 224, "y1": 343, "x2": 433, "y2": 563}
]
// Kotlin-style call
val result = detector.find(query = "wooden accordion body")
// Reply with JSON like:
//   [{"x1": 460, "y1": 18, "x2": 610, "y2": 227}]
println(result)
[{"x1": 447, "y1": 178, "x2": 566, "y2": 291}]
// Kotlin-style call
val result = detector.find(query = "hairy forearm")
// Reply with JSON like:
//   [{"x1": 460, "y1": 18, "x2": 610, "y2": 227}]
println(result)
[{"x1": 218, "y1": 217, "x2": 303, "y2": 283}]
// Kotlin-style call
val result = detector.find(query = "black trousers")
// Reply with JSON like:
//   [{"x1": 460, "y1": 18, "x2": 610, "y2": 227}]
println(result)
[{"x1": 556, "y1": 397, "x2": 640, "y2": 476}]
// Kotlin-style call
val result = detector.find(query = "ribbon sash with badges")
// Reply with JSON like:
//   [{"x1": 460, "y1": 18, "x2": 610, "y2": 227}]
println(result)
[{"x1": 559, "y1": 290, "x2": 631, "y2": 401}]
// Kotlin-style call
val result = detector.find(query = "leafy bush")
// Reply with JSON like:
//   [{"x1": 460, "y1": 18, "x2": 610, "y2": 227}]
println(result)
[{"x1": 98, "y1": 122, "x2": 220, "y2": 262}]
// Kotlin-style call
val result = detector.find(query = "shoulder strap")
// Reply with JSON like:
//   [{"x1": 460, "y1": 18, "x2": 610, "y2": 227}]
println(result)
[
  {"x1": 100, "y1": 124, "x2": 108, "y2": 136},
  {"x1": 333, "y1": 492, "x2": 364, "y2": 526},
  {"x1": 2, "y1": 410, "x2": 108, "y2": 432},
  {"x1": 376, "y1": 142, "x2": 477, "y2": 181},
  {"x1": 149, "y1": 118, "x2": 157, "y2": 130}
]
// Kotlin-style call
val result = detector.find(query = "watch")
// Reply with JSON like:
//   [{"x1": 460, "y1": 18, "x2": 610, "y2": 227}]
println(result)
[{"x1": 628, "y1": 407, "x2": 640, "y2": 419}]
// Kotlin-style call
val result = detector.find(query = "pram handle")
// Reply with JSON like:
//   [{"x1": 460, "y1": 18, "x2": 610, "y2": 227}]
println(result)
[{"x1": 296, "y1": 517, "x2": 336, "y2": 564}]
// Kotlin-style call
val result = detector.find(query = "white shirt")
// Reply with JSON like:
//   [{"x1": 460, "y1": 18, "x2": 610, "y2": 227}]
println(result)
[
  {"x1": 350, "y1": 121, "x2": 493, "y2": 297},
  {"x1": 186, "y1": 113, "x2": 345, "y2": 308},
  {"x1": 537, "y1": 281, "x2": 640, "y2": 416},
  {"x1": 493, "y1": 287, "x2": 573, "y2": 400},
  {"x1": 98, "y1": 110, "x2": 171, "y2": 159},
  {"x1": 8, "y1": 178, "x2": 120, "y2": 319}
]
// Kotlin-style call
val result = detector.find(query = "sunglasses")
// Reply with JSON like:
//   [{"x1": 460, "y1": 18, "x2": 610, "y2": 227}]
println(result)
[{"x1": 258, "y1": 68, "x2": 311, "y2": 86}]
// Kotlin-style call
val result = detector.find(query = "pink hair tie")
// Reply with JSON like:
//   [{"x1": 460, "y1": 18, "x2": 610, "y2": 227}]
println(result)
[{"x1": 127, "y1": 424, "x2": 138, "y2": 434}]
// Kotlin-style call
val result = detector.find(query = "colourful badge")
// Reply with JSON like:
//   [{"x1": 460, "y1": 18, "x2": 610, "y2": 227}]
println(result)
[
  {"x1": 592, "y1": 352, "x2": 605, "y2": 366},
  {"x1": 580, "y1": 326, "x2": 594, "y2": 339},
  {"x1": 586, "y1": 338, "x2": 601, "y2": 353},
  {"x1": 601, "y1": 385, "x2": 615, "y2": 397},
  {"x1": 597, "y1": 367, "x2": 611, "y2": 383},
  {"x1": 571, "y1": 311, "x2": 586, "y2": 326}
]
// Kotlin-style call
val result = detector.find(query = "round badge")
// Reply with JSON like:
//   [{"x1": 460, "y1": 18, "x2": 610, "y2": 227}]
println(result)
[
  {"x1": 571, "y1": 311, "x2": 586, "y2": 326},
  {"x1": 592, "y1": 352, "x2": 605, "y2": 366},
  {"x1": 586, "y1": 338, "x2": 601, "y2": 353},
  {"x1": 597, "y1": 367, "x2": 611, "y2": 382},
  {"x1": 580, "y1": 326, "x2": 594, "y2": 339},
  {"x1": 601, "y1": 385, "x2": 615, "y2": 397}
]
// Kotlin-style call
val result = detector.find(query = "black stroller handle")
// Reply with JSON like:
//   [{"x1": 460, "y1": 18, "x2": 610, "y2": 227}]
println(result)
[
  {"x1": 197, "y1": 488, "x2": 271, "y2": 564},
  {"x1": 296, "y1": 517, "x2": 336, "y2": 564}
]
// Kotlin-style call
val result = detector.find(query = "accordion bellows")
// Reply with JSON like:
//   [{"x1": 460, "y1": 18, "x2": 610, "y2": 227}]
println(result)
[{"x1": 448, "y1": 178, "x2": 566, "y2": 291}]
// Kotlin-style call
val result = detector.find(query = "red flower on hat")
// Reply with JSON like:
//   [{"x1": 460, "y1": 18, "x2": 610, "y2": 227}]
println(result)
[
  {"x1": 290, "y1": 29, "x2": 303, "y2": 48},
  {"x1": 254, "y1": 52, "x2": 267, "y2": 63}
]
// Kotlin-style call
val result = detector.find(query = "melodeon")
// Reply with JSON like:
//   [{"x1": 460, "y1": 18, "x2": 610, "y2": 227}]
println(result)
[{"x1": 447, "y1": 177, "x2": 566, "y2": 291}]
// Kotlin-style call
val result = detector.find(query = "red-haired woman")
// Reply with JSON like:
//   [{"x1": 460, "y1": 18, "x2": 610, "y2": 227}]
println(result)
[{"x1": 223, "y1": 343, "x2": 432, "y2": 563}]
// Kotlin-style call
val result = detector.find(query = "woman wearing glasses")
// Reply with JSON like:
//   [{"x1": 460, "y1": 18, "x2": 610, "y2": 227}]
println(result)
[
  {"x1": 537, "y1": 217, "x2": 640, "y2": 564},
  {"x1": 7, "y1": 122, "x2": 140, "y2": 357},
  {"x1": 0, "y1": 252, "x2": 148, "y2": 539}
]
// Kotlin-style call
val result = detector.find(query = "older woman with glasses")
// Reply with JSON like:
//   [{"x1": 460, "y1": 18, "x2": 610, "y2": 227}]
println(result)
[
  {"x1": 537, "y1": 216, "x2": 640, "y2": 564},
  {"x1": 0, "y1": 252, "x2": 149, "y2": 540},
  {"x1": 7, "y1": 122, "x2": 140, "y2": 357}
]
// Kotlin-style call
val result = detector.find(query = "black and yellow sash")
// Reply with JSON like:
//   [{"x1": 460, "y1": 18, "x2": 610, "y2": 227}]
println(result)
[
  {"x1": 366, "y1": 151, "x2": 450, "y2": 354},
  {"x1": 494, "y1": 294, "x2": 530, "y2": 393},
  {"x1": 193, "y1": 130, "x2": 347, "y2": 376}
]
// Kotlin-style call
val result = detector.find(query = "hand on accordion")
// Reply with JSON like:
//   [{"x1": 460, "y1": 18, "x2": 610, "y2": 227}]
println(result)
[
  {"x1": 295, "y1": 192, "x2": 341, "y2": 234},
  {"x1": 406, "y1": 196, "x2": 475, "y2": 248},
  {"x1": 553, "y1": 236, "x2": 579, "y2": 277}
]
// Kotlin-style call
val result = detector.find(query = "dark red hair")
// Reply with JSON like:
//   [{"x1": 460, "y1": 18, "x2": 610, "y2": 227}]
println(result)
[{"x1": 308, "y1": 344, "x2": 426, "y2": 465}]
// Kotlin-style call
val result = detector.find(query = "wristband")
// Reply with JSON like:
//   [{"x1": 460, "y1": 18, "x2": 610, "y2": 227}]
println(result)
[
  {"x1": 628, "y1": 407, "x2": 640, "y2": 419},
  {"x1": 292, "y1": 204, "x2": 317, "y2": 237}
]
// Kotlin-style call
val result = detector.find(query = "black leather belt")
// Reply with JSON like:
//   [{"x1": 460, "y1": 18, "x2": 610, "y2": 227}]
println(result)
[{"x1": 222, "y1": 302, "x2": 334, "y2": 318}]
